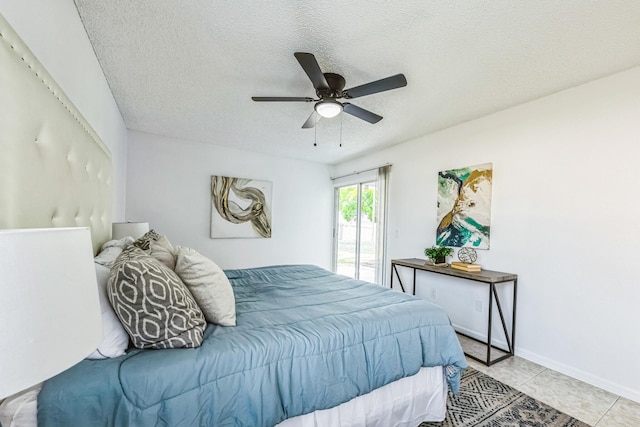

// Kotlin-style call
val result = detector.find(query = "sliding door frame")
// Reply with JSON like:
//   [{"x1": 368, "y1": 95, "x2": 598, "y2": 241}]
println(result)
[{"x1": 331, "y1": 165, "x2": 390, "y2": 284}]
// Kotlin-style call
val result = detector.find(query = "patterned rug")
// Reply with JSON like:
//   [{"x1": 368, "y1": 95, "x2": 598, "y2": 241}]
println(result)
[{"x1": 420, "y1": 368, "x2": 590, "y2": 427}]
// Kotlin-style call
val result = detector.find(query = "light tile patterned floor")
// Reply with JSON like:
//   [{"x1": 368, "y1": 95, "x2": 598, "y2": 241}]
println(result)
[{"x1": 461, "y1": 345, "x2": 640, "y2": 426}]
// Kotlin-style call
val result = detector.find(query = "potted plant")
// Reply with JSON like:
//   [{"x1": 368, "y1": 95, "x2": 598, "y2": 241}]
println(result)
[{"x1": 424, "y1": 245, "x2": 454, "y2": 264}]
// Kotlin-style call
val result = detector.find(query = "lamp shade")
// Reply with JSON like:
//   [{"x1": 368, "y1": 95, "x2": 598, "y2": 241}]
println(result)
[
  {"x1": 112, "y1": 222, "x2": 149, "y2": 240},
  {"x1": 0, "y1": 227, "x2": 101, "y2": 399},
  {"x1": 315, "y1": 100, "x2": 343, "y2": 118}
]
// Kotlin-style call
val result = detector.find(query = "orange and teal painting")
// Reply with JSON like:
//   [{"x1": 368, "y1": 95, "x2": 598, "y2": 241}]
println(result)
[{"x1": 436, "y1": 163, "x2": 492, "y2": 249}]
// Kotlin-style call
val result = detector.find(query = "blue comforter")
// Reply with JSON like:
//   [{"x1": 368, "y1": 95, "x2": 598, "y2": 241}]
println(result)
[{"x1": 38, "y1": 265, "x2": 466, "y2": 426}]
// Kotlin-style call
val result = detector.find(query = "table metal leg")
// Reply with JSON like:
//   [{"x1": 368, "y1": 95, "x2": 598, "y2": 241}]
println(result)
[
  {"x1": 487, "y1": 284, "x2": 494, "y2": 365},
  {"x1": 492, "y1": 285, "x2": 512, "y2": 353},
  {"x1": 390, "y1": 265, "x2": 394, "y2": 290},
  {"x1": 412, "y1": 269, "x2": 416, "y2": 295},
  {"x1": 391, "y1": 264, "x2": 406, "y2": 293},
  {"x1": 512, "y1": 279, "x2": 518, "y2": 352}
]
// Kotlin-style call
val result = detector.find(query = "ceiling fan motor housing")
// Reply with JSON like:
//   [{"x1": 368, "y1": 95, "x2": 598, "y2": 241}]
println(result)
[{"x1": 317, "y1": 73, "x2": 346, "y2": 99}]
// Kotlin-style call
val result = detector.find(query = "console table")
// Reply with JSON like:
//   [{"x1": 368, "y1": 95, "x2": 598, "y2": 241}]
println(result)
[{"x1": 391, "y1": 258, "x2": 517, "y2": 366}]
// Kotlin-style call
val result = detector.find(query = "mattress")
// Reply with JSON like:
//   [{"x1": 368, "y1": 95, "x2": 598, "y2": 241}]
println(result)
[{"x1": 38, "y1": 265, "x2": 466, "y2": 426}]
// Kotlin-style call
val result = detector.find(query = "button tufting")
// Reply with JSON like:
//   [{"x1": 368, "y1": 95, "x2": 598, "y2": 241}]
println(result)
[{"x1": 2, "y1": 18, "x2": 113, "y2": 256}]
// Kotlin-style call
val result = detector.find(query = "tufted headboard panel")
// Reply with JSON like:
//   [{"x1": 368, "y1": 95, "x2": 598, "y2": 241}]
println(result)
[{"x1": 0, "y1": 14, "x2": 112, "y2": 254}]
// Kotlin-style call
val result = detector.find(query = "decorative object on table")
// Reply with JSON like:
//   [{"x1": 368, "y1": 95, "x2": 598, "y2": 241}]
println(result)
[
  {"x1": 451, "y1": 261, "x2": 482, "y2": 272},
  {"x1": 0, "y1": 227, "x2": 101, "y2": 399},
  {"x1": 112, "y1": 221, "x2": 150, "y2": 240},
  {"x1": 436, "y1": 163, "x2": 492, "y2": 249},
  {"x1": 210, "y1": 176, "x2": 272, "y2": 239},
  {"x1": 424, "y1": 245, "x2": 454, "y2": 265},
  {"x1": 457, "y1": 247, "x2": 478, "y2": 264}
]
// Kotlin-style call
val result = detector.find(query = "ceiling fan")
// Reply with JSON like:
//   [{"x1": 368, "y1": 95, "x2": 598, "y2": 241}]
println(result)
[{"x1": 252, "y1": 52, "x2": 407, "y2": 129}]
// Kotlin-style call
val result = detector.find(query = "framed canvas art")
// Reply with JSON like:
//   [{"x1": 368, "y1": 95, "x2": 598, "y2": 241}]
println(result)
[
  {"x1": 436, "y1": 163, "x2": 492, "y2": 249},
  {"x1": 210, "y1": 176, "x2": 272, "y2": 238}
]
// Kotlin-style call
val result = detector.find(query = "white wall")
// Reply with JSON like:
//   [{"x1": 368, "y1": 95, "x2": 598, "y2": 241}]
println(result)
[
  {"x1": 332, "y1": 67, "x2": 640, "y2": 402},
  {"x1": 126, "y1": 131, "x2": 333, "y2": 270},
  {"x1": 0, "y1": 0, "x2": 128, "y2": 220}
]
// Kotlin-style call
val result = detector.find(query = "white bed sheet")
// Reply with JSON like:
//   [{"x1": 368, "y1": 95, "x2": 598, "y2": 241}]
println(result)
[
  {"x1": 277, "y1": 366, "x2": 446, "y2": 427},
  {"x1": 0, "y1": 367, "x2": 445, "y2": 427}
]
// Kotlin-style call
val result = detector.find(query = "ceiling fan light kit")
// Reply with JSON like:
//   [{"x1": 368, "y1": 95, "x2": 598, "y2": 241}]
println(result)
[
  {"x1": 315, "y1": 100, "x2": 343, "y2": 118},
  {"x1": 252, "y1": 52, "x2": 407, "y2": 129}
]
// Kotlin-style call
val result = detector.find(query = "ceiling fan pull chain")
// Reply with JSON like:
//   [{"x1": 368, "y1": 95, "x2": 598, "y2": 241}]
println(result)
[
  {"x1": 339, "y1": 114, "x2": 343, "y2": 148},
  {"x1": 314, "y1": 120, "x2": 317, "y2": 147}
]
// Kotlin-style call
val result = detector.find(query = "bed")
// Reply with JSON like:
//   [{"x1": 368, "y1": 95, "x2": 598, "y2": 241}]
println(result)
[
  {"x1": 36, "y1": 262, "x2": 465, "y2": 426},
  {"x1": 0, "y1": 12, "x2": 466, "y2": 427}
]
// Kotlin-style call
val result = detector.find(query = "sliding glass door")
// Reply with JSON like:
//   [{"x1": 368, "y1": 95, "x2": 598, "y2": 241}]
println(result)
[
  {"x1": 335, "y1": 184, "x2": 358, "y2": 279},
  {"x1": 334, "y1": 182, "x2": 377, "y2": 281},
  {"x1": 333, "y1": 166, "x2": 389, "y2": 284}
]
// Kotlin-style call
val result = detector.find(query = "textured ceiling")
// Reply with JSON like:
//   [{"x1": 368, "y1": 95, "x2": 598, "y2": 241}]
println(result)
[{"x1": 73, "y1": 1, "x2": 640, "y2": 165}]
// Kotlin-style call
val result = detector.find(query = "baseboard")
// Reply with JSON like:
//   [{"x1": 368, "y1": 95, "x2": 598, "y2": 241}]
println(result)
[
  {"x1": 452, "y1": 324, "x2": 484, "y2": 341},
  {"x1": 452, "y1": 323, "x2": 510, "y2": 350},
  {"x1": 453, "y1": 324, "x2": 640, "y2": 403},
  {"x1": 514, "y1": 348, "x2": 640, "y2": 404}
]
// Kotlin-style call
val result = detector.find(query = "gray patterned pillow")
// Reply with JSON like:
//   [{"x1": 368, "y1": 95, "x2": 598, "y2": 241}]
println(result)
[
  {"x1": 131, "y1": 229, "x2": 163, "y2": 251},
  {"x1": 132, "y1": 229, "x2": 176, "y2": 270},
  {"x1": 108, "y1": 246, "x2": 206, "y2": 349}
]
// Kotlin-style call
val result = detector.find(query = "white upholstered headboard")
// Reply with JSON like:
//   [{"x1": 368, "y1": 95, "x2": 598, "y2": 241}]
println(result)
[{"x1": 0, "y1": 13, "x2": 112, "y2": 254}]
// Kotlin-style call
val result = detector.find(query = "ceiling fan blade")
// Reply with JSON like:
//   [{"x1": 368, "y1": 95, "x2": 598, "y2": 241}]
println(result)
[
  {"x1": 294, "y1": 52, "x2": 329, "y2": 91},
  {"x1": 343, "y1": 103, "x2": 383, "y2": 124},
  {"x1": 302, "y1": 111, "x2": 319, "y2": 129},
  {"x1": 343, "y1": 74, "x2": 407, "y2": 99},
  {"x1": 252, "y1": 97, "x2": 314, "y2": 102}
]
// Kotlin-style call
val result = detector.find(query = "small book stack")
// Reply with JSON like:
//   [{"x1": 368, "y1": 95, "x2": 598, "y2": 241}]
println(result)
[{"x1": 450, "y1": 261, "x2": 482, "y2": 272}]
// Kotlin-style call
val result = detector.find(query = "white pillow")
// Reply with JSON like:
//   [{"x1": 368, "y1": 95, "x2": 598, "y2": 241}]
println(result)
[
  {"x1": 86, "y1": 263, "x2": 129, "y2": 359},
  {"x1": 174, "y1": 247, "x2": 236, "y2": 326},
  {"x1": 94, "y1": 236, "x2": 134, "y2": 267},
  {"x1": 0, "y1": 383, "x2": 40, "y2": 427},
  {"x1": 149, "y1": 236, "x2": 176, "y2": 270}
]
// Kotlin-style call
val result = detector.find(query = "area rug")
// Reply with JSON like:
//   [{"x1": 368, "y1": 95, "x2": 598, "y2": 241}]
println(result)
[{"x1": 420, "y1": 368, "x2": 590, "y2": 427}]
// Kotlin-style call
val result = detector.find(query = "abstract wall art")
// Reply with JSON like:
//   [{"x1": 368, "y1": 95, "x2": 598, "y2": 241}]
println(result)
[
  {"x1": 210, "y1": 176, "x2": 272, "y2": 238},
  {"x1": 436, "y1": 163, "x2": 492, "y2": 249}
]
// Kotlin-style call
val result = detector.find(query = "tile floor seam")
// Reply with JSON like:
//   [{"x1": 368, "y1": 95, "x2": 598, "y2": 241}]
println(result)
[
  {"x1": 516, "y1": 366, "x2": 547, "y2": 388},
  {"x1": 592, "y1": 396, "x2": 620, "y2": 426}
]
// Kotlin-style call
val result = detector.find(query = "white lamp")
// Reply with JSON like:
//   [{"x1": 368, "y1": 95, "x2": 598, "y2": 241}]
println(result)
[
  {"x1": 315, "y1": 99, "x2": 343, "y2": 118},
  {"x1": 112, "y1": 221, "x2": 149, "y2": 240},
  {"x1": 0, "y1": 227, "x2": 101, "y2": 399}
]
